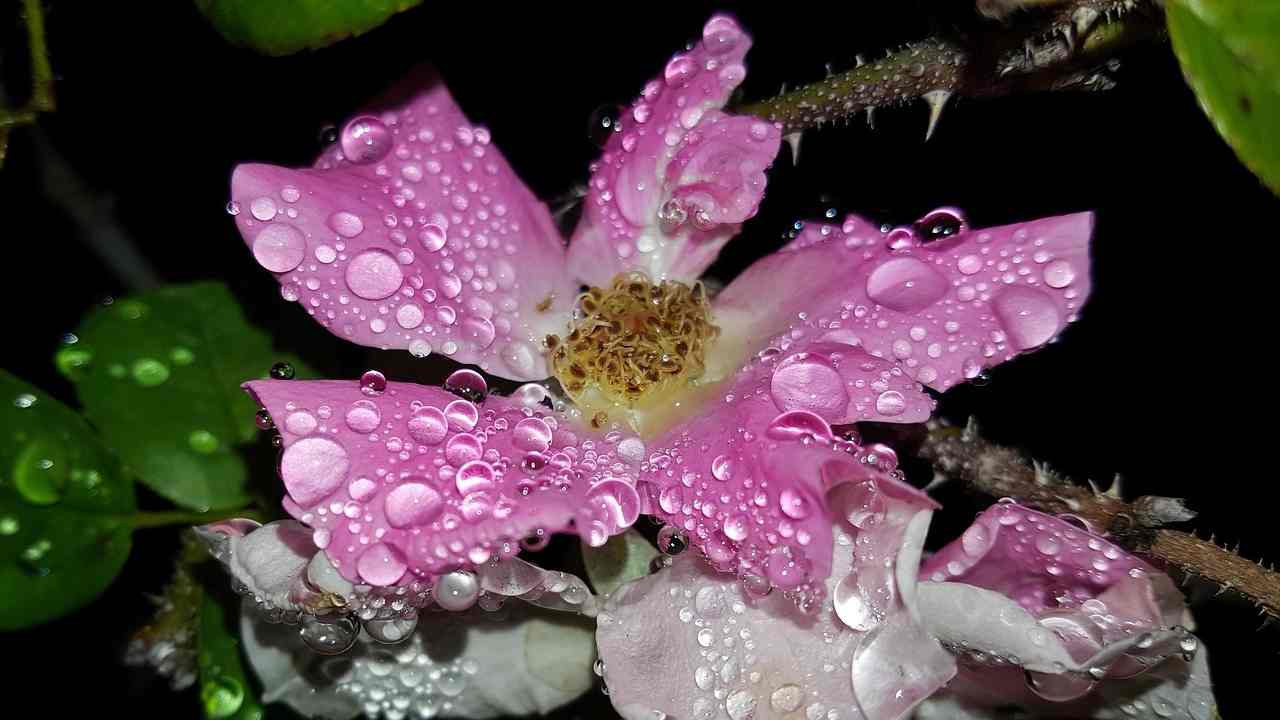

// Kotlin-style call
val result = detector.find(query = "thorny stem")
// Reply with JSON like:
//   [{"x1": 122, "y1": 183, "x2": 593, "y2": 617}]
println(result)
[
  {"x1": 920, "y1": 419, "x2": 1280, "y2": 622},
  {"x1": 736, "y1": 0, "x2": 1166, "y2": 137},
  {"x1": 0, "y1": 0, "x2": 56, "y2": 166},
  {"x1": 130, "y1": 507, "x2": 269, "y2": 531}
]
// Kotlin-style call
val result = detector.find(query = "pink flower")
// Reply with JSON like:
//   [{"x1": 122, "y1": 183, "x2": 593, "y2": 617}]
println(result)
[
  {"x1": 596, "y1": 499, "x2": 1212, "y2": 720},
  {"x1": 211, "y1": 12, "x2": 1198, "y2": 720},
  {"x1": 228, "y1": 11, "x2": 1093, "y2": 600}
]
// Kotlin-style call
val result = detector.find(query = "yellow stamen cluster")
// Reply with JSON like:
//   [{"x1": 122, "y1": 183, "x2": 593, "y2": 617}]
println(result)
[{"x1": 548, "y1": 272, "x2": 719, "y2": 413}]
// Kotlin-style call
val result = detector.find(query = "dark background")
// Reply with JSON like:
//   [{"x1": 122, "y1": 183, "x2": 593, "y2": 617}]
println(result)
[{"x1": 1, "y1": 2, "x2": 1274, "y2": 717}]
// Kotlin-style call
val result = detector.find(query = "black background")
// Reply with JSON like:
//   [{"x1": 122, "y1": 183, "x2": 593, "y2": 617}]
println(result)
[{"x1": 1, "y1": 2, "x2": 1274, "y2": 717}]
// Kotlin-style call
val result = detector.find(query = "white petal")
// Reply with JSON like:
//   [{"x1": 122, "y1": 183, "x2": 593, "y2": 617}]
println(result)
[
  {"x1": 241, "y1": 603, "x2": 595, "y2": 719},
  {"x1": 916, "y1": 582, "x2": 1076, "y2": 672},
  {"x1": 199, "y1": 520, "x2": 313, "y2": 612}
]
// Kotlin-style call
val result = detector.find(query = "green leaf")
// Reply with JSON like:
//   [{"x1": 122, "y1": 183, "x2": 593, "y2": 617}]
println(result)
[
  {"x1": 1167, "y1": 1, "x2": 1280, "y2": 195},
  {"x1": 65, "y1": 282, "x2": 313, "y2": 511},
  {"x1": 0, "y1": 371, "x2": 135, "y2": 630},
  {"x1": 194, "y1": 0, "x2": 423, "y2": 55},
  {"x1": 198, "y1": 591, "x2": 264, "y2": 720},
  {"x1": 581, "y1": 529, "x2": 659, "y2": 597}
]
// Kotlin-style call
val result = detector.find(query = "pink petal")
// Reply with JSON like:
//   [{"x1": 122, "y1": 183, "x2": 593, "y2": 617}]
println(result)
[
  {"x1": 567, "y1": 15, "x2": 781, "y2": 286},
  {"x1": 229, "y1": 72, "x2": 576, "y2": 380},
  {"x1": 640, "y1": 346, "x2": 939, "y2": 596},
  {"x1": 917, "y1": 503, "x2": 1210, "y2": 713},
  {"x1": 245, "y1": 378, "x2": 645, "y2": 586},
  {"x1": 920, "y1": 502, "x2": 1161, "y2": 615},
  {"x1": 596, "y1": 488, "x2": 951, "y2": 720},
  {"x1": 715, "y1": 211, "x2": 1094, "y2": 392}
]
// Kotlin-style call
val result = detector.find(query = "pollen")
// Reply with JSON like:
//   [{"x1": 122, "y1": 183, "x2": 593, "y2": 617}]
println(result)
[{"x1": 548, "y1": 272, "x2": 719, "y2": 411}]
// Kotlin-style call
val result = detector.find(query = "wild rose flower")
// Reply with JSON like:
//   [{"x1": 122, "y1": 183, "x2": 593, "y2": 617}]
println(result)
[{"x1": 208, "y1": 11, "x2": 1210, "y2": 720}]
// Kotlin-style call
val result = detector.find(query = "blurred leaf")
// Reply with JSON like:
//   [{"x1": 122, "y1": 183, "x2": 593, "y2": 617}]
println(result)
[
  {"x1": 581, "y1": 529, "x2": 658, "y2": 597},
  {"x1": 1167, "y1": 1, "x2": 1280, "y2": 195},
  {"x1": 198, "y1": 591, "x2": 264, "y2": 720},
  {"x1": 0, "y1": 371, "x2": 135, "y2": 630},
  {"x1": 194, "y1": 0, "x2": 423, "y2": 55},
  {"x1": 65, "y1": 282, "x2": 313, "y2": 510}
]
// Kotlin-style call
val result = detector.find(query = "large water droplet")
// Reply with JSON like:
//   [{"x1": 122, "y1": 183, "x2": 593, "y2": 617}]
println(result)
[
  {"x1": 340, "y1": 116, "x2": 391, "y2": 164},
  {"x1": 299, "y1": 614, "x2": 360, "y2": 655},
  {"x1": 992, "y1": 287, "x2": 1061, "y2": 350}
]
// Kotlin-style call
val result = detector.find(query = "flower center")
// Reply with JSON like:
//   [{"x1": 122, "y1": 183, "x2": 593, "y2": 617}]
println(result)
[{"x1": 548, "y1": 272, "x2": 719, "y2": 430}]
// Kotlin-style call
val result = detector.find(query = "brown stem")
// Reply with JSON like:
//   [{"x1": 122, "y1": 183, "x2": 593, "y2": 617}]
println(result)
[
  {"x1": 735, "y1": 0, "x2": 1165, "y2": 136},
  {"x1": 1, "y1": 0, "x2": 55, "y2": 167},
  {"x1": 920, "y1": 418, "x2": 1280, "y2": 621}
]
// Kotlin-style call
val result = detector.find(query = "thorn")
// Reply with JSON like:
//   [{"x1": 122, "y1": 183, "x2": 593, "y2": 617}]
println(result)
[
  {"x1": 1088, "y1": 479, "x2": 1103, "y2": 497},
  {"x1": 855, "y1": 54, "x2": 866, "y2": 68},
  {"x1": 783, "y1": 132, "x2": 803, "y2": 165},
  {"x1": 866, "y1": 106, "x2": 876, "y2": 129},
  {"x1": 922, "y1": 89, "x2": 951, "y2": 141},
  {"x1": 961, "y1": 416, "x2": 980, "y2": 442},
  {"x1": 1033, "y1": 461, "x2": 1052, "y2": 486},
  {"x1": 1104, "y1": 474, "x2": 1124, "y2": 500},
  {"x1": 1073, "y1": 6, "x2": 1101, "y2": 38},
  {"x1": 1061, "y1": 25, "x2": 1076, "y2": 54},
  {"x1": 825, "y1": 63, "x2": 834, "y2": 78}
]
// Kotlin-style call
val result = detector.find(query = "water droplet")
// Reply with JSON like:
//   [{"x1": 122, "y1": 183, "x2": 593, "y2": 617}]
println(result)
[
  {"x1": 346, "y1": 251, "x2": 404, "y2": 300},
  {"x1": 779, "y1": 489, "x2": 811, "y2": 519},
  {"x1": 770, "y1": 684, "x2": 804, "y2": 713},
  {"x1": 340, "y1": 116, "x2": 392, "y2": 164},
  {"x1": 588, "y1": 104, "x2": 620, "y2": 147},
  {"x1": 992, "y1": 287, "x2": 1061, "y2": 350},
  {"x1": 188, "y1": 430, "x2": 219, "y2": 454},
  {"x1": 200, "y1": 675, "x2": 245, "y2": 718},
  {"x1": 299, "y1": 614, "x2": 359, "y2": 655},
  {"x1": 18, "y1": 538, "x2": 53, "y2": 575},
  {"x1": 55, "y1": 347, "x2": 93, "y2": 379},
  {"x1": 14, "y1": 440, "x2": 67, "y2": 505},
  {"x1": 657, "y1": 526, "x2": 688, "y2": 555},
  {"x1": 131, "y1": 358, "x2": 170, "y2": 387},
  {"x1": 1024, "y1": 669, "x2": 1094, "y2": 702},
  {"x1": 364, "y1": 616, "x2": 418, "y2": 644},
  {"x1": 252, "y1": 223, "x2": 306, "y2": 273},
  {"x1": 913, "y1": 207, "x2": 967, "y2": 242},
  {"x1": 865, "y1": 257, "x2": 949, "y2": 313},
  {"x1": 443, "y1": 369, "x2": 487, "y2": 403},
  {"x1": 356, "y1": 543, "x2": 408, "y2": 586},
  {"x1": 725, "y1": 689, "x2": 757, "y2": 720},
  {"x1": 360, "y1": 370, "x2": 387, "y2": 396},
  {"x1": 345, "y1": 399, "x2": 382, "y2": 433},
  {"x1": 407, "y1": 406, "x2": 448, "y2": 445},
  {"x1": 384, "y1": 482, "x2": 442, "y2": 528},
  {"x1": 1043, "y1": 260, "x2": 1076, "y2": 288},
  {"x1": 270, "y1": 362, "x2": 295, "y2": 380},
  {"x1": 433, "y1": 570, "x2": 480, "y2": 611}
]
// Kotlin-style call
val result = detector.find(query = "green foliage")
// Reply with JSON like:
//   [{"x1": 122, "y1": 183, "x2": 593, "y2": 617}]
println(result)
[
  {"x1": 581, "y1": 529, "x2": 659, "y2": 597},
  {"x1": 1167, "y1": 1, "x2": 1280, "y2": 196},
  {"x1": 0, "y1": 371, "x2": 135, "y2": 630},
  {"x1": 195, "y1": 0, "x2": 423, "y2": 55},
  {"x1": 64, "y1": 282, "x2": 312, "y2": 511},
  {"x1": 198, "y1": 591, "x2": 264, "y2": 720}
]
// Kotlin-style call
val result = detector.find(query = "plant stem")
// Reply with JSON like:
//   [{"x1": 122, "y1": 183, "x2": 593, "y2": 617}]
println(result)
[
  {"x1": 0, "y1": 0, "x2": 56, "y2": 167},
  {"x1": 920, "y1": 418, "x2": 1280, "y2": 621},
  {"x1": 735, "y1": 0, "x2": 1166, "y2": 136},
  {"x1": 131, "y1": 507, "x2": 269, "y2": 530}
]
